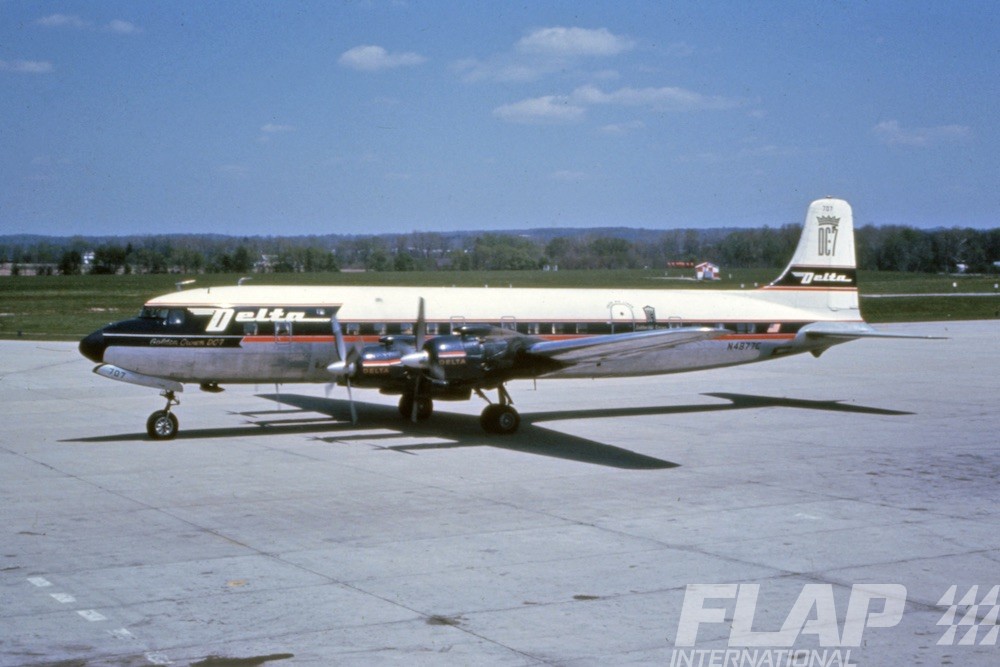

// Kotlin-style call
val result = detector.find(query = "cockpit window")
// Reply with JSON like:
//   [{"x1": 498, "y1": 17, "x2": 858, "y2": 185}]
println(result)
[
  {"x1": 138, "y1": 307, "x2": 185, "y2": 326},
  {"x1": 139, "y1": 307, "x2": 170, "y2": 320}
]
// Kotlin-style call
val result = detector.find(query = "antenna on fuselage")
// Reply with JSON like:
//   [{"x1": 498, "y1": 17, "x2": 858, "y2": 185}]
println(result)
[{"x1": 175, "y1": 279, "x2": 196, "y2": 292}]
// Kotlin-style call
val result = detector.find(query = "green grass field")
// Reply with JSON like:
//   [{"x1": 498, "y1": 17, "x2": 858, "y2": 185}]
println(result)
[{"x1": 1, "y1": 269, "x2": 997, "y2": 340}]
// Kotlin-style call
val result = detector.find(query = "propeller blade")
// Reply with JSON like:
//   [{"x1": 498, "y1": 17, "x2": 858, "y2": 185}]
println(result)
[
  {"x1": 331, "y1": 313, "x2": 347, "y2": 361},
  {"x1": 346, "y1": 378, "x2": 357, "y2": 424},
  {"x1": 415, "y1": 297, "x2": 426, "y2": 351},
  {"x1": 330, "y1": 311, "x2": 359, "y2": 424},
  {"x1": 426, "y1": 346, "x2": 446, "y2": 382},
  {"x1": 411, "y1": 375, "x2": 422, "y2": 423}
]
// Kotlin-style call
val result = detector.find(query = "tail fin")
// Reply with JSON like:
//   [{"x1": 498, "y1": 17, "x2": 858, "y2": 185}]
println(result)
[{"x1": 767, "y1": 197, "x2": 859, "y2": 312}]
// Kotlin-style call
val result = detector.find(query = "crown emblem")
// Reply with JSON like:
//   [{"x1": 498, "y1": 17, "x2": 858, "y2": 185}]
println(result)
[{"x1": 816, "y1": 215, "x2": 840, "y2": 227}]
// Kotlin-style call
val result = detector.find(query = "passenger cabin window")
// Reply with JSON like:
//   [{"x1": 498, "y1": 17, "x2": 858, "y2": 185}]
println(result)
[
  {"x1": 243, "y1": 322, "x2": 258, "y2": 336},
  {"x1": 347, "y1": 323, "x2": 360, "y2": 336},
  {"x1": 167, "y1": 309, "x2": 185, "y2": 326},
  {"x1": 427, "y1": 322, "x2": 439, "y2": 335}
]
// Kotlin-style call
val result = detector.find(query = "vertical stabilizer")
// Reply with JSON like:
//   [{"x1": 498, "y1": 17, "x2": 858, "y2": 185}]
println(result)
[{"x1": 767, "y1": 198, "x2": 859, "y2": 312}]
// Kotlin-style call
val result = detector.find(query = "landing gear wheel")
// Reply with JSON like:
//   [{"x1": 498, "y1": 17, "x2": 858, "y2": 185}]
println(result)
[
  {"x1": 399, "y1": 395, "x2": 433, "y2": 421},
  {"x1": 146, "y1": 410, "x2": 179, "y2": 440},
  {"x1": 480, "y1": 404, "x2": 520, "y2": 434}
]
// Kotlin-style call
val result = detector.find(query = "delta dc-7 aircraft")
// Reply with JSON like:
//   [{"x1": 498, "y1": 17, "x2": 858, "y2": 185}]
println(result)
[{"x1": 79, "y1": 197, "x2": 933, "y2": 440}]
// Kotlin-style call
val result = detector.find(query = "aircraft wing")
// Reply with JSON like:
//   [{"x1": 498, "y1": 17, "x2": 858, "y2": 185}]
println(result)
[
  {"x1": 799, "y1": 322, "x2": 947, "y2": 341},
  {"x1": 525, "y1": 327, "x2": 725, "y2": 364}
]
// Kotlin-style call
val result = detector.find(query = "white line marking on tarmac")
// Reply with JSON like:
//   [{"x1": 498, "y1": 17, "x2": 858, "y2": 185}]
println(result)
[
  {"x1": 27, "y1": 576, "x2": 52, "y2": 587},
  {"x1": 110, "y1": 628, "x2": 135, "y2": 640},
  {"x1": 145, "y1": 652, "x2": 174, "y2": 665},
  {"x1": 77, "y1": 609, "x2": 107, "y2": 622},
  {"x1": 50, "y1": 592, "x2": 76, "y2": 603}
]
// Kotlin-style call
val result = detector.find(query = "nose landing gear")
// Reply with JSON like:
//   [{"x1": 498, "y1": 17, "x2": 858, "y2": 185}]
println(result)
[{"x1": 146, "y1": 390, "x2": 180, "y2": 440}]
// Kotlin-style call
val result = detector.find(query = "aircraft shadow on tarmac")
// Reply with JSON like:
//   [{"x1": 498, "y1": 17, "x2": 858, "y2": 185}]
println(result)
[{"x1": 62, "y1": 392, "x2": 911, "y2": 470}]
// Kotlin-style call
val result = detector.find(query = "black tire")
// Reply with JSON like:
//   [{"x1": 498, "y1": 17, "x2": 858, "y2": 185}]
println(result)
[
  {"x1": 481, "y1": 404, "x2": 520, "y2": 434},
  {"x1": 146, "y1": 410, "x2": 179, "y2": 440},
  {"x1": 399, "y1": 395, "x2": 433, "y2": 421}
]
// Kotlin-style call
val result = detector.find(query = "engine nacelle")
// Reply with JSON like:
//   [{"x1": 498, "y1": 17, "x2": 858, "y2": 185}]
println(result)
[
  {"x1": 351, "y1": 336, "x2": 416, "y2": 385},
  {"x1": 426, "y1": 335, "x2": 514, "y2": 382}
]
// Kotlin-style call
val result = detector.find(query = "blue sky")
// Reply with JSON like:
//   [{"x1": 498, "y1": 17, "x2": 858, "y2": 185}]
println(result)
[{"x1": 2, "y1": 1, "x2": 997, "y2": 236}]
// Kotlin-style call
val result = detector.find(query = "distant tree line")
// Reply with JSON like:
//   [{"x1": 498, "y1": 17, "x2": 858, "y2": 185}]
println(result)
[{"x1": 1, "y1": 225, "x2": 998, "y2": 275}]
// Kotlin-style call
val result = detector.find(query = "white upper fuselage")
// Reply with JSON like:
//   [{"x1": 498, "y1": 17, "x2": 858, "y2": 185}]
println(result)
[{"x1": 142, "y1": 283, "x2": 858, "y2": 328}]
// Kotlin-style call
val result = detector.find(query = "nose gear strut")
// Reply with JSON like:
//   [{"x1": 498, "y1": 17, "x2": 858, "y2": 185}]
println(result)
[{"x1": 146, "y1": 390, "x2": 180, "y2": 440}]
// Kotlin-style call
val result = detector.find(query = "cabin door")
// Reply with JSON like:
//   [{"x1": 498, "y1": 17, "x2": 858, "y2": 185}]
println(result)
[{"x1": 607, "y1": 301, "x2": 636, "y2": 334}]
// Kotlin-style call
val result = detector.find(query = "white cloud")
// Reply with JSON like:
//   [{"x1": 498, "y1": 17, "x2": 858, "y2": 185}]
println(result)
[
  {"x1": 679, "y1": 139, "x2": 800, "y2": 164},
  {"x1": 599, "y1": 120, "x2": 646, "y2": 135},
  {"x1": 105, "y1": 20, "x2": 140, "y2": 35},
  {"x1": 874, "y1": 120, "x2": 970, "y2": 147},
  {"x1": 453, "y1": 57, "x2": 549, "y2": 83},
  {"x1": 36, "y1": 14, "x2": 141, "y2": 34},
  {"x1": 0, "y1": 60, "x2": 54, "y2": 74},
  {"x1": 36, "y1": 14, "x2": 92, "y2": 29},
  {"x1": 515, "y1": 27, "x2": 634, "y2": 57},
  {"x1": 495, "y1": 84, "x2": 740, "y2": 124},
  {"x1": 258, "y1": 123, "x2": 296, "y2": 142},
  {"x1": 493, "y1": 96, "x2": 585, "y2": 124},
  {"x1": 338, "y1": 45, "x2": 426, "y2": 71},
  {"x1": 572, "y1": 84, "x2": 740, "y2": 111},
  {"x1": 455, "y1": 26, "x2": 633, "y2": 83}
]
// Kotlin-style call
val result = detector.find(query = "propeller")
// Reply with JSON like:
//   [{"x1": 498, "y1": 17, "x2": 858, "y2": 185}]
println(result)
[
  {"x1": 408, "y1": 298, "x2": 427, "y2": 422},
  {"x1": 398, "y1": 297, "x2": 447, "y2": 422},
  {"x1": 326, "y1": 313, "x2": 360, "y2": 424},
  {"x1": 401, "y1": 297, "x2": 446, "y2": 383}
]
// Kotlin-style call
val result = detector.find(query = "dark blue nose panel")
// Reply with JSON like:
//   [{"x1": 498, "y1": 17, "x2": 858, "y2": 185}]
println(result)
[{"x1": 79, "y1": 330, "x2": 107, "y2": 363}]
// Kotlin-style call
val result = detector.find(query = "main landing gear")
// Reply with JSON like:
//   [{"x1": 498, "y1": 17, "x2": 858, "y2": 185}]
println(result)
[
  {"x1": 146, "y1": 390, "x2": 180, "y2": 440},
  {"x1": 396, "y1": 384, "x2": 522, "y2": 434},
  {"x1": 476, "y1": 385, "x2": 520, "y2": 435},
  {"x1": 398, "y1": 392, "x2": 433, "y2": 422}
]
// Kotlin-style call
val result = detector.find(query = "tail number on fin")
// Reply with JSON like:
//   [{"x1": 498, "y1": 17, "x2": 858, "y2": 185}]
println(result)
[{"x1": 817, "y1": 216, "x2": 840, "y2": 256}]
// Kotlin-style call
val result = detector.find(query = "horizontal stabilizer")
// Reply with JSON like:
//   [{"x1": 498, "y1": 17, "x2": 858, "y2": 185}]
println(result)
[
  {"x1": 799, "y1": 322, "x2": 946, "y2": 341},
  {"x1": 527, "y1": 327, "x2": 724, "y2": 364}
]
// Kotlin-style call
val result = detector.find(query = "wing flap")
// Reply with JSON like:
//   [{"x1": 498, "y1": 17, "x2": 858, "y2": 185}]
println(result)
[{"x1": 526, "y1": 327, "x2": 725, "y2": 364}]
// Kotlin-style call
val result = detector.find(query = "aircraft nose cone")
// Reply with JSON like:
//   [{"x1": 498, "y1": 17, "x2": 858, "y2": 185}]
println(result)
[{"x1": 79, "y1": 330, "x2": 107, "y2": 363}]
